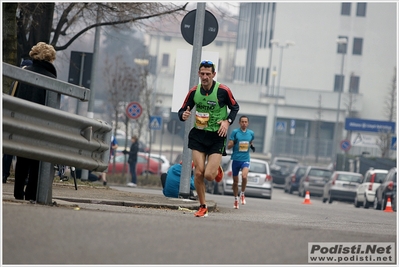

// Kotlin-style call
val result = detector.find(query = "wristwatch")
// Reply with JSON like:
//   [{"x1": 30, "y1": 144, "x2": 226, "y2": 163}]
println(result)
[{"x1": 227, "y1": 118, "x2": 232, "y2": 125}]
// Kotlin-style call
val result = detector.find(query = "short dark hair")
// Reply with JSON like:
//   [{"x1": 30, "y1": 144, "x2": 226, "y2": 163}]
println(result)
[
  {"x1": 199, "y1": 60, "x2": 215, "y2": 72},
  {"x1": 239, "y1": 115, "x2": 249, "y2": 122}
]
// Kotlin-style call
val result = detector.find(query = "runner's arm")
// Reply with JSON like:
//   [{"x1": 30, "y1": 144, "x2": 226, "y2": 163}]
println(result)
[{"x1": 178, "y1": 86, "x2": 196, "y2": 121}]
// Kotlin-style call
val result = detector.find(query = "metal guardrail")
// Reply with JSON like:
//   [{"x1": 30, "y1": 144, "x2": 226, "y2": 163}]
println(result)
[
  {"x1": 2, "y1": 62, "x2": 112, "y2": 204},
  {"x1": 3, "y1": 94, "x2": 111, "y2": 171},
  {"x1": 3, "y1": 62, "x2": 90, "y2": 100}
]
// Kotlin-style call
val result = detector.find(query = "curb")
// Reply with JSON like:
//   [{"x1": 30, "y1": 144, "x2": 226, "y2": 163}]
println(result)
[{"x1": 2, "y1": 192, "x2": 217, "y2": 212}]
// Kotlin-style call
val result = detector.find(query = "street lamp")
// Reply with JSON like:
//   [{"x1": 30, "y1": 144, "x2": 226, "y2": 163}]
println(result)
[
  {"x1": 270, "y1": 39, "x2": 295, "y2": 155},
  {"x1": 331, "y1": 37, "x2": 347, "y2": 162},
  {"x1": 270, "y1": 40, "x2": 295, "y2": 97}
]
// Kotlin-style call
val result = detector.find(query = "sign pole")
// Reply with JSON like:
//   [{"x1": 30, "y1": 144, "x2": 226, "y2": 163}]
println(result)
[{"x1": 179, "y1": 3, "x2": 206, "y2": 199}]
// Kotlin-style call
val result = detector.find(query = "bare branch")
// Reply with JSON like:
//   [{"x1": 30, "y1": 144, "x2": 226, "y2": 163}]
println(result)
[{"x1": 54, "y1": 3, "x2": 188, "y2": 51}]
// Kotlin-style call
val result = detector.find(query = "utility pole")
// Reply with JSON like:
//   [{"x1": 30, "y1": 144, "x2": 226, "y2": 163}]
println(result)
[{"x1": 81, "y1": 6, "x2": 101, "y2": 181}]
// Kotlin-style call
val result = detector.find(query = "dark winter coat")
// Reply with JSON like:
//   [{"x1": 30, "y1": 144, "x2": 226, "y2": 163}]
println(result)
[
  {"x1": 14, "y1": 59, "x2": 57, "y2": 105},
  {"x1": 128, "y1": 141, "x2": 139, "y2": 163}
]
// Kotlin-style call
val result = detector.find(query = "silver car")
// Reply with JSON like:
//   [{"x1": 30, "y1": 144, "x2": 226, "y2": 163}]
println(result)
[
  {"x1": 221, "y1": 158, "x2": 272, "y2": 199},
  {"x1": 322, "y1": 171, "x2": 363, "y2": 204}
]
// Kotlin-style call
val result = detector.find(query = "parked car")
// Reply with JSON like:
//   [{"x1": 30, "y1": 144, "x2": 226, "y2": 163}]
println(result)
[
  {"x1": 145, "y1": 153, "x2": 170, "y2": 174},
  {"x1": 354, "y1": 169, "x2": 388, "y2": 208},
  {"x1": 374, "y1": 167, "x2": 397, "y2": 211},
  {"x1": 284, "y1": 165, "x2": 308, "y2": 194},
  {"x1": 221, "y1": 158, "x2": 273, "y2": 199},
  {"x1": 108, "y1": 152, "x2": 160, "y2": 176},
  {"x1": 270, "y1": 157, "x2": 300, "y2": 186},
  {"x1": 298, "y1": 166, "x2": 333, "y2": 197},
  {"x1": 322, "y1": 171, "x2": 363, "y2": 204}
]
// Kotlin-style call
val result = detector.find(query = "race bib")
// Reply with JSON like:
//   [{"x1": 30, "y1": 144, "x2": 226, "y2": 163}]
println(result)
[
  {"x1": 195, "y1": 112, "x2": 209, "y2": 129},
  {"x1": 239, "y1": 141, "x2": 249, "y2": 152}
]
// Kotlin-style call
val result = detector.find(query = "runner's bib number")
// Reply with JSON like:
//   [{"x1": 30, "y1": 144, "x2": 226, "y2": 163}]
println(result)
[{"x1": 195, "y1": 112, "x2": 209, "y2": 129}]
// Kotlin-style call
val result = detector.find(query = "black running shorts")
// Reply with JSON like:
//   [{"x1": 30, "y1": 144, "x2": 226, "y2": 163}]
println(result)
[{"x1": 188, "y1": 127, "x2": 226, "y2": 155}]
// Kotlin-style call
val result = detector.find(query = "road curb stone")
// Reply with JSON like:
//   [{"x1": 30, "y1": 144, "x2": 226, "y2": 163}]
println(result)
[{"x1": 2, "y1": 180, "x2": 217, "y2": 212}]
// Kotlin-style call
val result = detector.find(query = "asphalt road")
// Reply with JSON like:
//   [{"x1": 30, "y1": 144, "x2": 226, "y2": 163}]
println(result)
[{"x1": 2, "y1": 186, "x2": 396, "y2": 265}]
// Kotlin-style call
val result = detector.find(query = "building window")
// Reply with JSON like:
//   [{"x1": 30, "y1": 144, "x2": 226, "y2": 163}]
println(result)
[
  {"x1": 349, "y1": 75, "x2": 360, "y2": 93},
  {"x1": 261, "y1": 67, "x2": 265, "y2": 85},
  {"x1": 163, "y1": 36, "x2": 172, "y2": 41},
  {"x1": 215, "y1": 41, "x2": 223, "y2": 46},
  {"x1": 265, "y1": 67, "x2": 269, "y2": 86},
  {"x1": 334, "y1": 74, "x2": 345, "y2": 92},
  {"x1": 356, "y1": 3, "x2": 367, "y2": 17},
  {"x1": 162, "y1": 54, "x2": 169, "y2": 67},
  {"x1": 352, "y1": 38, "x2": 363, "y2": 55},
  {"x1": 337, "y1": 36, "x2": 348, "y2": 54},
  {"x1": 341, "y1": 3, "x2": 351, "y2": 16}
]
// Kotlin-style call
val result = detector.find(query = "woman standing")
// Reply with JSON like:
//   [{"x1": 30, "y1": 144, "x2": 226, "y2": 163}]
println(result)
[{"x1": 14, "y1": 42, "x2": 57, "y2": 201}]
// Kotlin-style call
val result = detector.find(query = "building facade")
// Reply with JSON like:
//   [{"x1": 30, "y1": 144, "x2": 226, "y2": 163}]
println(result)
[{"x1": 233, "y1": 2, "x2": 396, "y2": 161}]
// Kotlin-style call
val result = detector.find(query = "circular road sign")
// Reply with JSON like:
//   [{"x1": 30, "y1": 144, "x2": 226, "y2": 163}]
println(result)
[
  {"x1": 181, "y1": 9, "x2": 219, "y2": 46},
  {"x1": 126, "y1": 102, "x2": 143, "y2": 119},
  {"x1": 340, "y1": 139, "x2": 352, "y2": 152}
]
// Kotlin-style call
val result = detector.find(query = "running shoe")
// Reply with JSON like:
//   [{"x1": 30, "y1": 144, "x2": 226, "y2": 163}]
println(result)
[
  {"x1": 215, "y1": 165, "x2": 224, "y2": 183},
  {"x1": 194, "y1": 206, "x2": 208, "y2": 217},
  {"x1": 234, "y1": 199, "x2": 239, "y2": 209},
  {"x1": 240, "y1": 193, "x2": 246, "y2": 205}
]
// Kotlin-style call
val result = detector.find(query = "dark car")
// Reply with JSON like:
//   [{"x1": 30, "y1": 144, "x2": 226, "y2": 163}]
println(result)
[
  {"x1": 298, "y1": 166, "x2": 333, "y2": 197},
  {"x1": 270, "y1": 157, "x2": 300, "y2": 186},
  {"x1": 374, "y1": 167, "x2": 397, "y2": 211},
  {"x1": 284, "y1": 165, "x2": 307, "y2": 194}
]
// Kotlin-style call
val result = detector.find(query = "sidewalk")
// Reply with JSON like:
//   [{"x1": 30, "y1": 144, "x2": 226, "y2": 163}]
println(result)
[{"x1": 2, "y1": 179, "x2": 217, "y2": 213}]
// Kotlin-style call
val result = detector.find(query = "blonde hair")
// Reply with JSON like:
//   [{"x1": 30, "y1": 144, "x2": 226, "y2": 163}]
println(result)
[{"x1": 29, "y1": 42, "x2": 56, "y2": 62}]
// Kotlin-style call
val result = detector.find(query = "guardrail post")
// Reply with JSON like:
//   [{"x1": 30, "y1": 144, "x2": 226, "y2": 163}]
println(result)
[{"x1": 36, "y1": 90, "x2": 61, "y2": 205}]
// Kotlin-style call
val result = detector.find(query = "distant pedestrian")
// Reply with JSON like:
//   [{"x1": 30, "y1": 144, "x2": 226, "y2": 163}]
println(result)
[
  {"x1": 227, "y1": 115, "x2": 255, "y2": 209},
  {"x1": 3, "y1": 59, "x2": 33, "y2": 184},
  {"x1": 13, "y1": 42, "x2": 57, "y2": 201},
  {"x1": 124, "y1": 135, "x2": 139, "y2": 187}
]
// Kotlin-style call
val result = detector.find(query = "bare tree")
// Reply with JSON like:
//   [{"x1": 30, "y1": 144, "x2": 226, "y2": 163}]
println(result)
[
  {"x1": 315, "y1": 94, "x2": 322, "y2": 163},
  {"x1": 104, "y1": 55, "x2": 140, "y2": 140},
  {"x1": 104, "y1": 56, "x2": 156, "y2": 145},
  {"x1": 378, "y1": 67, "x2": 397, "y2": 158},
  {"x1": 2, "y1": 3, "x2": 18, "y2": 92},
  {"x1": 14, "y1": 3, "x2": 188, "y2": 60},
  {"x1": 384, "y1": 67, "x2": 397, "y2": 122},
  {"x1": 3, "y1": 2, "x2": 188, "y2": 92}
]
